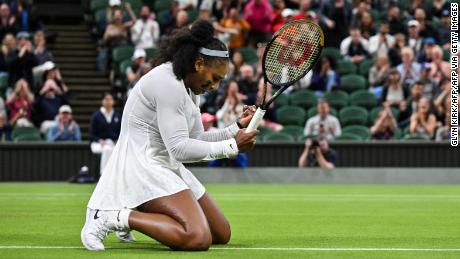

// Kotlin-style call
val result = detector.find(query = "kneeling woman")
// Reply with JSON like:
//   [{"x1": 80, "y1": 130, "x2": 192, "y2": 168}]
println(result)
[{"x1": 81, "y1": 20, "x2": 258, "y2": 251}]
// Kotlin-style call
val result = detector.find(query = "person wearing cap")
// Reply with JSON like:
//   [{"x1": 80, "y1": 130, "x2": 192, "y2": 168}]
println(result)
[
  {"x1": 272, "y1": 8, "x2": 294, "y2": 32},
  {"x1": 438, "y1": 9, "x2": 451, "y2": 48},
  {"x1": 6, "y1": 31, "x2": 38, "y2": 87},
  {"x1": 417, "y1": 37, "x2": 436, "y2": 63},
  {"x1": 298, "y1": 136, "x2": 336, "y2": 169},
  {"x1": 126, "y1": 48, "x2": 146, "y2": 85},
  {"x1": 81, "y1": 20, "x2": 258, "y2": 252},
  {"x1": 41, "y1": 61, "x2": 69, "y2": 94},
  {"x1": 130, "y1": 5, "x2": 160, "y2": 50},
  {"x1": 47, "y1": 105, "x2": 81, "y2": 142},
  {"x1": 368, "y1": 20, "x2": 394, "y2": 57},
  {"x1": 407, "y1": 19, "x2": 423, "y2": 57},
  {"x1": 418, "y1": 63, "x2": 438, "y2": 100}
]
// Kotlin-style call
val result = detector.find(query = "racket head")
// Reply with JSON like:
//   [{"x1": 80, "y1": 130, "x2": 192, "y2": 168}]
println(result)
[{"x1": 262, "y1": 20, "x2": 324, "y2": 87}]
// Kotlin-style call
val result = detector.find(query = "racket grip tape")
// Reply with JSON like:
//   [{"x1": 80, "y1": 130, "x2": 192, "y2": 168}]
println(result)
[{"x1": 245, "y1": 107, "x2": 266, "y2": 132}]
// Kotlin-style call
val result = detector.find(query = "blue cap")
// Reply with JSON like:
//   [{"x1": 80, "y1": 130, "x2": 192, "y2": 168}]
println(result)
[
  {"x1": 423, "y1": 37, "x2": 436, "y2": 45},
  {"x1": 16, "y1": 31, "x2": 31, "y2": 39}
]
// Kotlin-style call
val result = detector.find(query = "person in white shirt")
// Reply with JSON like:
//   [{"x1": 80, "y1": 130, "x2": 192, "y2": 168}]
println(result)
[
  {"x1": 130, "y1": 5, "x2": 160, "y2": 49},
  {"x1": 304, "y1": 100, "x2": 341, "y2": 140},
  {"x1": 368, "y1": 21, "x2": 394, "y2": 57},
  {"x1": 340, "y1": 27, "x2": 370, "y2": 64},
  {"x1": 81, "y1": 20, "x2": 258, "y2": 252}
]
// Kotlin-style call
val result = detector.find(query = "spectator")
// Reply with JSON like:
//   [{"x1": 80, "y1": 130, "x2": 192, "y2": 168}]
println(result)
[
  {"x1": 432, "y1": 0, "x2": 450, "y2": 18},
  {"x1": 398, "y1": 81, "x2": 424, "y2": 128},
  {"x1": 126, "y1": 48, "x2": 146, "y2": 86},
  {"x1": 90, "y1": 92, "x2": 121, "y2": 174},
  {"x1": 229, "y1": 50, "x2": 244, "y2": 79},
  {"x1": 435, "y1": 111, "x2": 451, "y2": 141},
  {"x1": 321, "y1": 0, "x2": 353, "y2": 48},
  {"x1": 11, "y1": 0, "x2": 31, "y2": 32},
  {"x1": 369, "y1": 53, "x2": 390, "y2": 88},
  {"x1": 340, "y1": 27, "x2": 370, "y2": 64},
  {"x1": 0, "y1": 95, "x2": 5, "y2": 115},
  {"x1": 216, "y1": 80, "x2": 245, "y2": 129},
  {"x1": 388, "y1": 33, "x2": 407, "y2": 66},
  {"x1": 409, "y1": 97, "x2": 437, "y2": 139},
  {"x1": 33, "y1": 31, "x2": 52, "y2": 65},
  {"x1": 127, "y1": 62, "x2": 152, "y2": 94},
  {"x1": 6, "y1": 31, "x2": 38, "y2": 87},
  {"x1": 42, "y1": 61, "x2": 69, "y2": 94},
  {"x1": 368, "y1": 21, "x2": 394, "y2": 57},
  {"x1": 303, "y1": 99, "x2": 341, "y2": 140},
  {"x1": 397, "y1": 47, "x2": 421, "y2": 87},
  {"x1": 271, "y1": 0, "x2": 286, "y2": 33},
  {"x1": 236, "y1": 65, "x2": 256, "y2": 104},
  {"x1": 0, "y1": 3, "x2": 18, "y2": 42},
  {"x1": 130, "y1": 5, "x2": 160, "y2": 50},
  {"x1": 244, "y1": 0, "x2": 273, "y2": 47},
  {"x1": 1, "y1": 33, "x2": 16, "y2": 73},
  {"x1": 433, "y1": 79, "x2": 451, "y2": 122},
  {"x1": 414, "y1": 8, "x2": 439, "y2": 42},
  {"x1": 357, "y1": 11, "x2": 375, "y2": 39},
  {"x1": 429, "y1": 45, "x2": 450, "y2": 83},
  {"x1": 103, "y1": 6, "x2": 136, "y2": 48},
  {"x1": 201, "y1": 112, "x2": 217, "y2": 131},
  {"x1": 438, "y1": 9, "x2": 451, "y2": 49},
  {"x1": 407, "y1": 20, "x2": 423, "y2": 57},
  {"x1": 381, "y1": 69, "x2": 409, "y2": 109},
  {"x1": 219, "y1": 8, "x2": 250, "y2": 50},
  {"x1": 309, "y1": 55, "x2": 339, "y2": 93},
  {"x1": 387, "y1": 5, "x2": 405, "y2": 35},
  {"x1": 34, "y1": 77, "x2": 68, "y2": 133},
  {"x1": 0, "y1": 112, "x2": 12, "y2": 142},
  {"x1": 416, "y1": 37, "x2": 436, "y2": 63},
  {"x1": 6, "y1": 78, "x2": 34, "y2": 127},
  {"x1": 419, "y1": 63, "x2": 438, "y2": 100},
  {"x1": 272, "y1": 8, "x2": 294, "y2": 32},
  {"x1": 370, "y1": 106, "x2": 397, "y2": 140},
  {"x1": 298, "y1": 136, "x2": 336, "y2": 169},
  {"x1": 47, "y1": 105, "x2": 81, "y2": 142}
]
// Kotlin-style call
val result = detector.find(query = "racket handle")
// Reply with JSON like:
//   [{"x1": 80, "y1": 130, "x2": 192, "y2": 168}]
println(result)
[{"x1": 245, "y1": 107, "x2": 266, "y2": 132}]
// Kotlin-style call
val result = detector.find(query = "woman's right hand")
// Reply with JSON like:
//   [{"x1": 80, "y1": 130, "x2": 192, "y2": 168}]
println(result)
[{"x1": 235, "y1": 129, "x2": 259, "y2": 152}]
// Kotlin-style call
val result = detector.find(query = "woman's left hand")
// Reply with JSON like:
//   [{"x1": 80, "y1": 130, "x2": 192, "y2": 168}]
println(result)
[{"x1": 238, "y1": 105, "x2": 257, "y2": 128}]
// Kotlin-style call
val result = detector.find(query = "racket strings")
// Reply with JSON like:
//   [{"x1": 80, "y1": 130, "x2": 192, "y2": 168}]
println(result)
[{"x1": 264, "y1": 22, "x2": 323, "y2": 86}]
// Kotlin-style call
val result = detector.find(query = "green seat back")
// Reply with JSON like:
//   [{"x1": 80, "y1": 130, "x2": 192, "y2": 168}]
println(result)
[
  {"x1": 334, "y1": 132, "x2": 362, "y2": 141},
  {"x1": 324, "y1": 90, "x2": 349, "y2": 110},
  {"x1": 112, "y1": 45, "x2": 135, "y2": 63},
  {"x1": 90, "y1": 0, "x2": 108, "y2": 12},
  {"x1": 337, "y1": 60, "x2": 357, "y2": 75},
  {"x1": 154, "y1": 0, "x2": 172, "y2": 12},
  {"x1": 307, "y1": 106, "x2": 338, "y2": 119},
  {"x1": 342, "y1": 125, "x2": 371, "y2": 140},
  {"x1": 289, "y1": 90, "x2": 317, "y2": 110},
  {"x1": 359, "y1": 59, "x2": 374, "y2": 76},
  {"x1": 274, "y1": 93, "x2": 289, "y2": 107},
  {"x1": 280, "y1": 125, "x2": 304, "y2": 139},
  {"x1": 349, "y1": 90, "x2": 377, "y2": 110},
  {"x1": 263, "y1": 132, "x2": 296, "y2": 142},
  {"x1": 339, "y1": 106, "x2": 369, "y2": 126},
  {"x1": 235, "y1": 47, "x2": 258, "y2": 66},
  {"x1": 340, "y1": 74, "x2": 367, "y2": 93},
  {"x1": 275, "y1": 105, "x2": 307, "y2": 126},
  {"x1": 321, "y1": 47, "x2": 341, "y2": 61}
]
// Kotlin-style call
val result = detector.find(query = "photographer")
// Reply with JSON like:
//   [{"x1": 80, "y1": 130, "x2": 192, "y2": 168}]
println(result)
[{"x1": 298, "y1": 137, "x2": 337, "y2": 169}]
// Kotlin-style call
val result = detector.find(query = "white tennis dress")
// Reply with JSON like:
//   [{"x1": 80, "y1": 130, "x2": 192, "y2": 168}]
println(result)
[{"x1": 87, "y1": 62, "x2": 239, "y2": 210}]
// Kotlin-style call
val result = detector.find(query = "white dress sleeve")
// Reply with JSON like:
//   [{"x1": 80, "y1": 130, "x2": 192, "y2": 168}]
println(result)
[
  {"x1": 146, "y1": 83, "x2": 239, "y2": 163},
  {"x1": 190, "y1": 111, "x2": 240, "y2": 141}
]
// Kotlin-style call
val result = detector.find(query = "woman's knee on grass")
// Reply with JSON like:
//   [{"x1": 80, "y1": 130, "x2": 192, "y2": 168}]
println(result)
[
  {"x1": 173, "y1": 227, "x2": 212, "y2": 251},
  {"x1": 211, "y1": 219, "x2": 231, "y2": 245}
]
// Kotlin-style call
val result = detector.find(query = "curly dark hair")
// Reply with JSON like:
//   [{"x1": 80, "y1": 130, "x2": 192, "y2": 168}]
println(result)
[{"x1": 153, "y1": 20, "x2": 228, "y2": 80}]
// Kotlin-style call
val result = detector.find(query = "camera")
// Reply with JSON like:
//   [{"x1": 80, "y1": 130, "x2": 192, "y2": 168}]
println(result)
[{"x1": 311, "y1": 138, "x2": 320, "y2": 148}]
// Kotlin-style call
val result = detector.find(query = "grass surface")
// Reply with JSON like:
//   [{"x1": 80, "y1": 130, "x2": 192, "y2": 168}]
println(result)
[{"x1": 0, "y1": 183, "x2": 459, "y2": 258}]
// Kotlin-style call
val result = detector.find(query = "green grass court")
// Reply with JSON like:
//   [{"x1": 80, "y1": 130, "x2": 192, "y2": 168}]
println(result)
[{"x1": 1, "y1": 183, "x2": 459, "y2": 258}]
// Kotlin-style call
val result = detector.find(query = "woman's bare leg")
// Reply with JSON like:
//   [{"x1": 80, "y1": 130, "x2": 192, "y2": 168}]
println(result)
[
  {"x1": 198, "y1": 192, "x2": 231, "y2": 244},
  {"x1": 128, "y1": 190, "x2": 212, "y2": 251}
]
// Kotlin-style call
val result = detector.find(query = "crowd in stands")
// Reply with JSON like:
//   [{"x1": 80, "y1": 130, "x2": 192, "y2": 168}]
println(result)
[{"x1": 90, "y1": 0, "x2": 452, "y2": 144}]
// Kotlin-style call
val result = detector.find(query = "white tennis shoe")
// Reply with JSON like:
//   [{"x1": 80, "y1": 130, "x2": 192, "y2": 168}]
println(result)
[{"x1": 81, "y1": 208, "x2": 126, "y2": 251}]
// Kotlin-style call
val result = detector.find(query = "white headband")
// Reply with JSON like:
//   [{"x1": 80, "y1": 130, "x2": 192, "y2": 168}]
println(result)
[{"x1": 198, "y1": 47, "x2": 229, "y2": 58}]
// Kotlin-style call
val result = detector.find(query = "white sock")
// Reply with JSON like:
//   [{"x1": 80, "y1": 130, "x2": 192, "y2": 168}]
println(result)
[{"x1": 118, "y1": 209, "x2": 132, "y2": 229}]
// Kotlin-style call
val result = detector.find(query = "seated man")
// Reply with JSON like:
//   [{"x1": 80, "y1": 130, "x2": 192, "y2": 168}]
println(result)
[
  {"x1": 298, "y1": 136, "x2": 336, "y2": 169},
  {"x1": 303, "y1": 99, "x2": 341, "y2": 140},
  {"x1": 47, "y1": 105, "x2": 81, "y2": 141},
  {"x1": 340, "y1": 27, "x2": 370, "y2": 64}
]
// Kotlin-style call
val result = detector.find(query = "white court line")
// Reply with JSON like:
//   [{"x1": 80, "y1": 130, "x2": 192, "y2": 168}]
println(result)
[{"x1": 0, "y1": 246, "x2": 459, "y2": 252}]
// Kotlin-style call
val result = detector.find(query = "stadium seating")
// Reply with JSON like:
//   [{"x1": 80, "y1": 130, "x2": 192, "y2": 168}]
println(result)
[
  {"x1": 274, "y1": 93, "x2": 289, "y2": 107},
  {"x1": 112, "y1": 45, "x2": 135, "y2": 64},
  {"x1": 324, "y1": 90, "x2": 349, "y2": 110},
  {"x1": 403, "y1": 133, "x2": 431, "y2": 141},
  {"x1": 154, "y1": 0, "x2": 172, "y2": 12},
  {"x1": 12, "y1": 127, "x2": 42, "y2": 142},
  {"x1": 263, "y1": 132, "x2": 296, "y2": 142},
  {"x1": 321, "y1": 47, "x2": 342, "y2": 61},
  {"x1": 340, "y1": 74, "x2": 367, "y2": 93},
  {"x1": 145, "y1": 47, "x2": 157, "y2": 60},
  {"x1": 349, "y1": 90, "x2": 377, "y2": 110},
  {"x1": 359, "y1": 59, "x2": 374, "y2": 76},
  {"x1": 337, "y1": 60, "x2": 357, "y2": 75},
  {"x1": 275, "y1": 105, "x2": 307, "y2": 126},
  {"x1": 339, "y1": 106, "x2": 369, "y2": 126},
  {"x1": 280, "y1": 125, "x2": 304, "y2": 140},
  {"x1": 289, "y1": 90, "x2": 317, "y2": 110},
  {"x1": 236, "y1": 47, "x2": 258, "y2": 66},
  {"x1": 0, "y1": 74, "x2": 8, "y2": 97},
  {"x1": 342, "y1": 125, "x2": 371, "y2": 140},
  {"x1": 90, "y1": 0, "x2": 108, "y2": 12},
  {"x1": 334, "y1": 132, "x2": 362, "y2": 141}
]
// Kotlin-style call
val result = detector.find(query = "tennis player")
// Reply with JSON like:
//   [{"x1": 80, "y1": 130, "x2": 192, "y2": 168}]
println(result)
[{"x1": 81, "y1": 20, "x2": 259, "y2": 251}]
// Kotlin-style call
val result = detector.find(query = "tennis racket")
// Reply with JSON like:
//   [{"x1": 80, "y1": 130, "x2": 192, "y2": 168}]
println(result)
[{"x1": 245, "y1": 20, "x2": 324, "y2": 132}]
